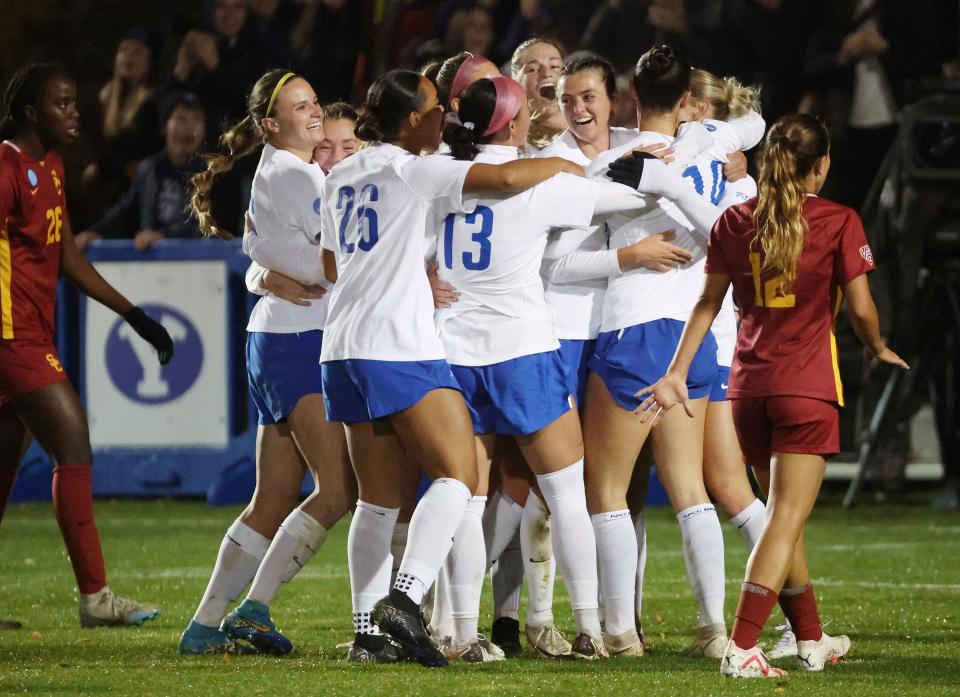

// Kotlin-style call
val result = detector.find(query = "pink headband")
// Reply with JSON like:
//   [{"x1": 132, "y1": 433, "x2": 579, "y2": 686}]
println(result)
[
  {"x1": 450, "y1": 54, "x2": 492, "y2": 102},
  {"x1": 483, "y1": 77, "x2": 525, "y2": 136}
]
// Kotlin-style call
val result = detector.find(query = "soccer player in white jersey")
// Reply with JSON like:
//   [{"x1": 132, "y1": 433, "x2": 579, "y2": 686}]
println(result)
[
  {"x1": 318, "y1": 69, "x2": 582, "y2": 667},
  {"x1": 676, "y1": 66, "x2": 771, "y2": 635},
  {"x1": 527, "y1": 54, "x2": 695, "y2": 656},
  {"x1": 510, "y1": 38, "x2": 566, "y2": 151},
  {"x1": 180, "y1": 70, "x2": 355, "y2": 656},
  {"x1": 580, "y1": 45, "x2": 735, "y2": 658},
  {"x1": 434, "y1": 75, "x2": 671, "y2": 661}
]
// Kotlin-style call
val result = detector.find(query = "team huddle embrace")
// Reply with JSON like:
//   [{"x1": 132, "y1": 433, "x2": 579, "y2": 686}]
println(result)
[{"x1": 0, "y1": 38, "x2": 907, "y2": 680}]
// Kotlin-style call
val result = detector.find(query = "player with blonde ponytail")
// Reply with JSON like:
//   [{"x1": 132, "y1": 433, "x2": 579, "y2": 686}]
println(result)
[{"x1": 637, "y1": 113, "x2": 908, "y2": 678}]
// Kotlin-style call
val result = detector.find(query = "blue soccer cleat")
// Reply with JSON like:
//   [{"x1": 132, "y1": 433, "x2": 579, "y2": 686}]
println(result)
[
  {"x1": 179, "y1": 620, "x2": 254, "y2": 655},
  {"x1": 220, "y1": 600, "x2": 293, "y2": 656}
]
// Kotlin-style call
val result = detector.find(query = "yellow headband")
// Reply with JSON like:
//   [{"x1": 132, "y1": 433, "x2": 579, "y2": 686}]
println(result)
[{"x1": 265, "y1": 72, "x2": 297, "y2": 118}]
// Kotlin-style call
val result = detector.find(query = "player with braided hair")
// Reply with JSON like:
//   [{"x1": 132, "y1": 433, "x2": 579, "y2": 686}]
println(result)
[{"x1": 0, "y1": 63, "x2": 171, "y2": 627}]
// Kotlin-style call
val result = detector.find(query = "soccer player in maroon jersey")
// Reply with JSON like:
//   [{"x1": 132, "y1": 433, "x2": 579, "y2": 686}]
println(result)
[
  {"x1": 634, "y1": 113, "x2": 908, "y2": 677},
  {"x1": 0, "y1": 63, "x2": 173, "y2": 627}
]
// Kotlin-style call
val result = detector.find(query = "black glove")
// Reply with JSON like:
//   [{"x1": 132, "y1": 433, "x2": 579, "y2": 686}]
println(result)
[
  {"x1": 124, "y1": 307, "x2": 174, "y2": 365},
  {"x1": 606, "y1": 151, "x2": 657, "y2": 190}
]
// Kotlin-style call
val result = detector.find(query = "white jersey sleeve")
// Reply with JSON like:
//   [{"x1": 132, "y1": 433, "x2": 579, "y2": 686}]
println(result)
[
  {"x1": 702, "y1": 110, "x2": 766, "y2": 159},
  {"x1": 528, "y1": 173, "x2": 597, "y2": 230},
  {"x1": 245, "y1": 261, "x2": 268, "y2": 295},
  {"x1": 243, "y1": 162, "x2": 327, "y2": 286},
  {"x1": 543, "y1": 248, "x2": 620, "y2": 283},
  {"x1": 403, "y1": 154, "x2": 477, "y2": 215}
]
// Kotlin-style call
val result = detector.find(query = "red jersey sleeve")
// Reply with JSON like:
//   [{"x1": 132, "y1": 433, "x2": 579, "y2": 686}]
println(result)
[
  {"x1": 833, "y1": 209, "x2": 875, "y2": 288},
  {"x1": 0, "y1": 154, "x2": 17, "y2": 226},
  {"x1": 705, "y1": 207, "x2": 735, "y2": 276}
]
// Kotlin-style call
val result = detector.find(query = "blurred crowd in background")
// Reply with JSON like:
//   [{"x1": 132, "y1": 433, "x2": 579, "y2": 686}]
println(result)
[{"x1": 0, "y1": 0, "x2": 957, "y2": 247}]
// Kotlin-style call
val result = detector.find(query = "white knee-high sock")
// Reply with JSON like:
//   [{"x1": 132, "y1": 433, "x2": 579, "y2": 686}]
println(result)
[
  {"x1": 520, "y1": 491, "x2": 556, "y2": 628},
  {"x1": 349, "y1": 500, "x2": 399, "y2": 634},
  {"x1": 430, "y1": 563, "x2": 455, "y2": 638},
  {"x1": 633, "y1": 510, "x2": 647, "y2": 629},
  {"x1": 192, "y1": 519, "x2": 271, "y2": 627},
  {"x1": 246, "y1": 509, "x2": 328, "y2": 605},
  {"x1": 447, "y1": 496, "x2": 487, "y2": 644},
  {"x1": 389, "y1": 522, "x2": 409, "y2": 586},
  {"x1": 592, "y1": 509, "x2": 637, "y2": 637},
  {"x1": 483, "y1": 491, "x2": 523, "y2": 563},
  {"x1": 394, "y1": 477, "x2": 471, "y2": 605},
  {"x1": 730, "y1": 498, "x2": 765, "y2": 551},
  {"x1": 678, "y1": 503, "x2": 726, "y2": 628},
  {"x1": 535, "y1": 460, "x2": 601, "y2": 639},
  {"x1": 491, "y1": 535, "x2": 522, "y2": 620}
]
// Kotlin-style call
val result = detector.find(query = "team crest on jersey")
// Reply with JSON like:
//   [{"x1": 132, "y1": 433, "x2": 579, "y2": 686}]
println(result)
[
  {"x1": 859, "y1": 245, "x2": 874, "y2": 264},
  {"x1": 51, "y1": 169, "x2": 62, "y2": 195},
  {"x1": 313, "y1": 197, "x2": 322, "y2": 215},
  {"x1": 26, "y1": 168, "x2": 38, "y2": 187}
]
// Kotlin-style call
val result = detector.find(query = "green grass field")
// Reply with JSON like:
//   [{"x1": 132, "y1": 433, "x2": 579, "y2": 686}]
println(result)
[{"x1": 0, "y1": 497, "x2": 957, "y2": 696}]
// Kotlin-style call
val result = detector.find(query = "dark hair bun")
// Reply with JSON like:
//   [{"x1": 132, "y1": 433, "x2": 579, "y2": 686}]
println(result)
[
  {"x1": 355, "y1": 108, "x2": 385, "y2": 142},
  {"x1": 443, "y1": 119, "x2": 480, "y2": 161},
  {"x1": 643, "y1": 45, "x2": 675, "y2": 75}
]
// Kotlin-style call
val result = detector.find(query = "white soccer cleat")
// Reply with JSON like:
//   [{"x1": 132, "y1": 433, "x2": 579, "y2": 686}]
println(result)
[
  {"x1": 767, "y1": 623, "x2": 798, "y2": 659},
  {"x1": 795, "y1": 632, "x2": 851, "y2": 671},
  {"x1": 440, "y1": 636, "x2": 506, "y2": 663},
  {"x1": 525, "y1": 623, "x2": 572, "y2": 658},
  {"x1": 720, "y1": 640, "x2": 788, "y2": 679},
  {"x1": 79, "y1": 587, "x2": 159, "y2": 628},
  {"x1": 602, "y1": 627, "x2": 644, "y2": 657},
  {"x1": 687, "y1": 622, "x2": 728, "y2": 658}
]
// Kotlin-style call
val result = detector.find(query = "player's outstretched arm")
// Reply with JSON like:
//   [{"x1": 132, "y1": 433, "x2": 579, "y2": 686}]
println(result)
[
  {"x1": 60, "y1": 219, "x2": 174, "y2": 364},
  {"x1": 843, "y1": 274, "x2": 909, "y2": 370},
  {"x1": 463, "y1": 157, "x2": 583, "y2": 194}
]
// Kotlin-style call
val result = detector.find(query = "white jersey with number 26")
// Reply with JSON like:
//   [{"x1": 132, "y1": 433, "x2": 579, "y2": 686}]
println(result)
[{"x1": 319, "y1": 143, "x2": 477, "y2": 362}]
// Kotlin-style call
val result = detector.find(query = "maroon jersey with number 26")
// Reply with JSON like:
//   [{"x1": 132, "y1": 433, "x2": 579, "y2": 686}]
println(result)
[{"x1": 0, "y1": 140, "x2": 68, "y2": 342}]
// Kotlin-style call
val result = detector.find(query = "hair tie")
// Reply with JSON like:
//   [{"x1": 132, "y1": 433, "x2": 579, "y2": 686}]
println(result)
[
  {"x1": 462, "y1": 121, "x2": 476, "y2": 131},
  {"x1": 450, "y1": 54, "x2": 493, "y2": 104},
  {"x1": 265, "y1": 72, "x2": 297, "y2": 117},
  {"x1": 483, "y1": 76, "x2": 525, "y2": 137}
]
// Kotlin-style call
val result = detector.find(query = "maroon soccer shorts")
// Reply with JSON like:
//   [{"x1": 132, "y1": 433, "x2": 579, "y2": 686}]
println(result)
[
  {"x1": 0, "y1": 339, "x2": 69, "y2": 406},
  {"x1": 731, "y1": 395, "x2": 840, "y2": 470}
]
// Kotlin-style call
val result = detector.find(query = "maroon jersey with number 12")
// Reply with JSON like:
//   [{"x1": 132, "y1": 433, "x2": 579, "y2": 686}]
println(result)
[
  {"x1": 705, "y1": 195, "x2": 875, "y2": 407},
  {"x1": 0, "y1": 139, "x2": 67, "y2": 342}
]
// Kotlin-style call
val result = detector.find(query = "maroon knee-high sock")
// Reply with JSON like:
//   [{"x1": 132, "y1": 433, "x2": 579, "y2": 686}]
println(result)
[
  {"x1": 731, "y1": 582, "x2": 778, "y2": 650},
  {"x1": 52, "y1": 465, "x2": 107, "y2": 594},
  {"x1": 0, "y1": 467, "x2": 18, "y2": 524},
  {"x1": 779, "y1": 583, "x2": 823, "y2": 641}
]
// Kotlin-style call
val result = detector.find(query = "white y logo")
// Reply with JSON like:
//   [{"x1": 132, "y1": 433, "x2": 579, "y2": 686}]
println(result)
[{"x1": 118, "y1": 313, "x2": 188, "y2": 398}]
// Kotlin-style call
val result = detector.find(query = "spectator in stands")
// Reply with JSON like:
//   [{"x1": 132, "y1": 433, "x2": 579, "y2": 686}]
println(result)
[
  {"x1": 581, "y1": 1, "x2": 659, "y2": 73},
  {"x1": 167, "y1": 0, "x2": 265, "y2": 132},
  {"x1": 291, "y1": 0, "x2": 364, "y2": 103},
  {"x1": 445, "y1": 4, "x2": 498, "y2": 63},
  {"x1": 724, "y1": 0, "x2": 823, "y2": 126},
  {"x1": 81, "y1": 29, "x2": 163, "y2": 224},
  {"x1": 76, "y1": 93, "x2": 206, "y2": 252},
  {"x1": 246, "y1": 0, "x2": 298, "y2": 68},
  {"x1": 803, "y1": 0, "x2": 959, "y2": 208}
]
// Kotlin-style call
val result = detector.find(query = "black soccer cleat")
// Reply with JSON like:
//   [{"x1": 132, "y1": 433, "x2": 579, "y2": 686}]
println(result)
[
  {"x1": 347, "y1": 633, "x2": 404, "y2": 663},
  {"x1": 372, "y1": 589, "x2": 448, "y2": 668},
  {"x1": 491, "y1": 617, "x2": 522, "y2": 658}
]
